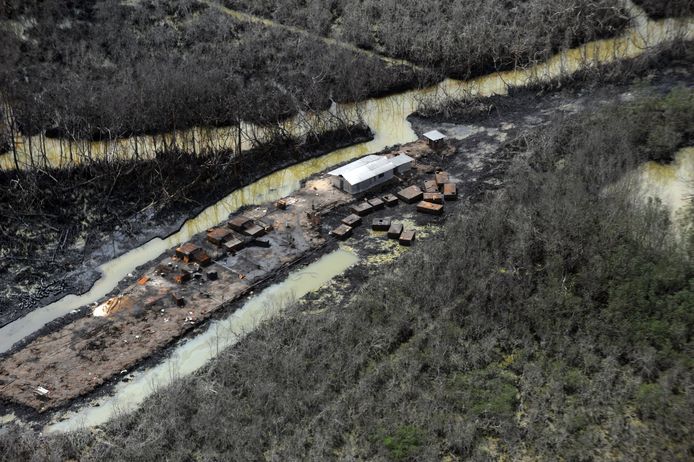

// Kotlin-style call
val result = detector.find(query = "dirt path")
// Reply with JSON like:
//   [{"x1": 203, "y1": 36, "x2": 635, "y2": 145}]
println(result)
[{"x1": 202, "y1": 0, "x2": 428, "y2": 72}]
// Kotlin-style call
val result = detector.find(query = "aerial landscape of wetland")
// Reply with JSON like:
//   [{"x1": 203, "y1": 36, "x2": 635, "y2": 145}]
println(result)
[{"x1": 1, "y1": 0, "x2": 693, "y2": 460}]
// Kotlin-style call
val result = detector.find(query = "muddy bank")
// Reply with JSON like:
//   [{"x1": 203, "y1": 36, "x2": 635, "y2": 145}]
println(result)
[
  {"x1": 413, "y1": 41, "x2": 694, "y2": 129},
  {"x1": 0, "y1": 126, "x2": 373, "y2": 328},
  {"x1": 0, "y1": 141, "x2": 447, "y2": 420},
  {"x1": 3, "y1": 59, "x2": 690, "y2": 428}
]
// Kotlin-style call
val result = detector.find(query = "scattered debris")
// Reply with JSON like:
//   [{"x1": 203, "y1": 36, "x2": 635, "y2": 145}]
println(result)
[
  {"x1": 171, "y1": 292, "x2": 185, "y2": 307},
  {"x1": 417, "y1": 201, "x2": 444, "y2": 216},
  {"x1": 137, "y1": 275, "x2": 150, "y2": 286},
  {"x1": 372, "y1": 218, "x2": 391, "y2": 231},
  {"x1": 388, "y1": 223, "x2": 404, "y2": 239},
  {"x1": 248, "y1": 238, "x2": 271, "y2": 248},
  {"x1": 174, "y1": 270, "x2": 192, "y2": 284}
]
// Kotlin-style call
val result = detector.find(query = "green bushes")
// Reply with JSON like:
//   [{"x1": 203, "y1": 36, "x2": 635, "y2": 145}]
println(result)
[{"x1": 383, "y1": 425, "x2": 423, "y2": 461}]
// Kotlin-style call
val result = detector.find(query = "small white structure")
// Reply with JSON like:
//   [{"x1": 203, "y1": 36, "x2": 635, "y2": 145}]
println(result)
[
  {"x1": 423, "y1": 130, "x2": 446, "y2": 148},
  {"x1": 328, "y1": 154, "x2": 413, "y2": 194}
]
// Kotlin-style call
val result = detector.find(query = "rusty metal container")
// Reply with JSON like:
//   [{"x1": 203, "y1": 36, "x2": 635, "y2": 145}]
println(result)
[
  {"x1": 331, "y1": 224, "x2": 353, "y2": 240},
  {"x1": 397, "y1": 185, "x2": 423, "y2": 204},
  {"x1": 372, "y1": 218, "x2": 391, "y2": 231},
  {"x1": 443, "y1": 183, "x2": 458, "y2": 200},
  {"x1": 399, "y1": 230, "x2": 416, "y2": 246},
  {"x1": 382, "y1": 194, "x2": 399, "y2": 207},
  {"x1": 342, "y1": 214, "x2": 362, "y2": 227},
  {"x1": 388, "y1": 223, "x2": 403, "y2": 239},
  {"x1": 417, "y1": 201, "x2": 444, "y2": 216}
]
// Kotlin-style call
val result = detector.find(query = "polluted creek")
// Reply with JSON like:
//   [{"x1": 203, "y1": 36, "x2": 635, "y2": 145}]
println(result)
[{"x1": 0, "y1": 1, "x2": 693, "y2": 458}]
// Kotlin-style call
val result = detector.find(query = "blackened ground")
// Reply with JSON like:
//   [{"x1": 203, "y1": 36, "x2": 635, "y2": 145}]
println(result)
[
  {"x1": 632, "y1": 0, "x2": 694, "y2": 19},
  {"x1": 2, "y1": 53, "x2": 692, "y2": 461},
  {"x1": 0, "y1": 125, "x2": 372, "y2": 327}
]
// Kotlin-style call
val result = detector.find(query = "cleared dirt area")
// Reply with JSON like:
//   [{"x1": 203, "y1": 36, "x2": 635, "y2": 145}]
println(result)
[{"x1": 0, "y1": 177, "x2": 350, "y2": 412}]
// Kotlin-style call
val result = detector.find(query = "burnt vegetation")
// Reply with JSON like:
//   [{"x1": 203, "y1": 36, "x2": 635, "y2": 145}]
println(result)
[
  {"x1": 632, "y1": 0, "x2": 694, "y2": 19},
  {"x1": 0, "y1": 0, "x2": 426, "y2": 142},
  {"x1": 0, "y1": 0, "x2": 628, "y2": 145},
  {"x1": 2, "y1": 84, "x2": 692, "y2": 462},
  {"x1": 224, "y1": 0, "x2": 628, "y2": 78}
]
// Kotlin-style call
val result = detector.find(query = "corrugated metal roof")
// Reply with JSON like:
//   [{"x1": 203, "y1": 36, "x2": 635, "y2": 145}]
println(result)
[
  {"x1": 328, "y1": 155, "x2": 381, "y2": 177},
  {"x1": 390, "y1": 153, "x2": 413, "y2": 168},
  {"x1": 328, "y1": 154, "x2": 414, "y2": 186},
  {"x1": 423, "y1": 130, "x2": 446, "y2": 141}
]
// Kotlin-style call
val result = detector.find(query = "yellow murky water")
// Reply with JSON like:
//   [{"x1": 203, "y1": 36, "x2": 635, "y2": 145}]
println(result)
[
  {"x1": 2, "y1": 7, "x2": 693, "y2": 353},
  {"x1": 44, "y1": 247, "x2": 358, "y2": 433},
  {"x1": 1, "y1": 11, "x2": 692, "y2": 170},
  {"x1": 0, "y1": 2, "x2": 690, "y2": 432},
  {"x1": 639, "y1": 147, "x2": 694, "y2": 224}
]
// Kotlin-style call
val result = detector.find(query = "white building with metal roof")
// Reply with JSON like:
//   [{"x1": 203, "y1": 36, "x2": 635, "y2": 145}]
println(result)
[
  {"x1": 328, "y1": 154, "x2": 413, "y2": 194},
  {"x1": 423, "y1": 130, "x2": 447, "y2": 148}
]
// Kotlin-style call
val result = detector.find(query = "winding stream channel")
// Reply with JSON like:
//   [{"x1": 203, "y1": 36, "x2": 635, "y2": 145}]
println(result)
[{"x1": 1, "y1": 3, "x2": 693, "y2": 431}]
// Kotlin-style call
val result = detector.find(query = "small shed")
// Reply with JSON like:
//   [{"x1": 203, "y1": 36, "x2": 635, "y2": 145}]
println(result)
[
  {"x1": 388, "y1": 223, "x2": 403, "y2": 239},
  {"x1": 397, "y1": 185, "x2": 424, "y2": 204},
  {"x1": 228, "y1": 215, "x2": 253, "y2": 232},
  {"x1": 328, "y1": 154, "x2": 414, "y2": 194},
  {"x1": 382, "y1": 194, "x2": 399, "y2": 207},
  {"x1": 223, "y1": 237, "x2": 245, "y2": 253},
  {"x1": 399, "y1": 230, "x2": 416, "y2": 246},
  {"x1": 242, "y1": 224, "x2": 266, "y2": 238},
  {"x1": 351, "y1": 202, "x2": 374, "y2": 216},
  {"x1": 423, "y1": 130, "x2": 446, "y2": 149},
  {"x1": 331, "y1": 224, "x2": 353, "y2": 240},
  {"x1": 342, "y1": 214, "x2": 362, "y2": 227},
  {"x1": 372, "y1": 218, "x2": 391, "y2": 231},
  {"x1": 368, "y1": 197, "x2": 385, "y2": 210},
  {"x1": 207, "y1": 227, "x2": 233, "y2": 246}
]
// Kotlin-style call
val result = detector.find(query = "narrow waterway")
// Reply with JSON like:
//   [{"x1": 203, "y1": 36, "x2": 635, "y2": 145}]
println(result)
[
  {"x1": 43, "y1": 248, "x2": 358, "y2": 433},
  {"x1": 1, "y1": 10, "x2": 692, "y2": 169},
  {"x1": 639, "y1": 147, "x2": 694, "y2": 226},
  {"x1": 1, "y1": 7, "x2": 693, "y2": 353}
]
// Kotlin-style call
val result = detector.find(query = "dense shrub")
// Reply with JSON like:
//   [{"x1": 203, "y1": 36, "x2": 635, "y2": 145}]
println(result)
[
  {"x1": 632, "y1": 0, "x2": 694, "y2": 19},
  {"x1": 3, "y1": 82, "x2": 691, "y2": 462},
  {"x1": 225, "y1": 0, "x2": 627, "y2": 78},
  {"x1": 0, "y1": 0, "x2": 426, "y2": 140}
]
